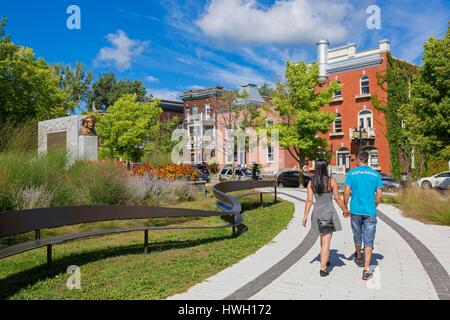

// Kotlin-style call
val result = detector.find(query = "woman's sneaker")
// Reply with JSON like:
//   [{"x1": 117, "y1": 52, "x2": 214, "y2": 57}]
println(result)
[
  {"x1": 320, "y1": 270, "x2": 329, "y2": 277},
  {"x1": 362, "y1": 269, "x2": 373, "y2": 281}
]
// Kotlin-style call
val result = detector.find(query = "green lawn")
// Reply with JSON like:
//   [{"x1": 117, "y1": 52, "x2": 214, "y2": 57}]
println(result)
[{"x1": 0, "y1": 193, "x2": 294, "y2": 300}]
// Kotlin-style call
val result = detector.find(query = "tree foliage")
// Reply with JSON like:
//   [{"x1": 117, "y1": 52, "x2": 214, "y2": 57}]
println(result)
[
  {"x1": 0, "y1": 17, "x2": 71, "y2": 124},
  {"x1": 398, "y1": 25, "x2": 450, "y2": 176},
  {"x1": 258, "y1": 82, "x2": 275, "y2": 97},
  {"x1": 87, "y1": 73, "x2": 148, "y2": 112},
  {"x1": 273, "y1": 61, "x2": 339, "y2": 168},
  {"x1": 96, "y1": 94, "x2": 162, "y2": 162},
  {"x1": 373, "y1": 54, "x2": 417, "y2": 178},
  {"x1": 54, "y1": 62, "x2": 93, "y2": 108}
]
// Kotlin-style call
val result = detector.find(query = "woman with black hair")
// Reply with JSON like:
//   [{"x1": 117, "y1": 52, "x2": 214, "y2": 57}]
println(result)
[{"x1": 303, "y1": 159, "x2": 349, "y2": 277}]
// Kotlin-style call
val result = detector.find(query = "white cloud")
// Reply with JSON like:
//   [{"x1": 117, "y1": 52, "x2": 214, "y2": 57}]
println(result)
[
  {"x1": 196, "y1": 0, "x2": 351, "y2": 45},
  {"x1": 187, "y1": 85, "x2": 205, "y2": 90},
  {"x1": 145, "y1": 76, "x2": 159, "y2": 83},
  {"x1": 176, "y1": 57, "x2": 194, "y2": 65},
  {"x1": 148, "y1": 88, "x2": 181, "y2": 100},
  {"x1": 207, "y1": 62, "x2": 272, "y2": 87},
  {"x1": 95, "y1": 30, "x2": 148, "y2": 71}
]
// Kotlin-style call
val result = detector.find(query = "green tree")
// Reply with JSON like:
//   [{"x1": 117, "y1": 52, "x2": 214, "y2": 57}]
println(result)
[
  {"x1": 96, "y1": 94, "x2": 161, "y2": 162},
  {"x1": 398, "y1": 25, "x2": 450, "y2": 175},
  {"x1": 273, "y1": 61, "x2": 339, "y2": 184},
  {"x1": 0, "y1": 17, "x2": 71, "y2": 124},
  {"x1": 55, "y1": 62, "x2": 93, "y2": 107},
  {"x1": 258, "y1": 82, "x2": 275, "y2": 97},
  {"x1": 87, "y1": 73, "x2": 148, "y2": 111}
]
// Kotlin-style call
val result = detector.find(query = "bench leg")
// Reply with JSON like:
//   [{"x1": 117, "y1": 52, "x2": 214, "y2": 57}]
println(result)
[
  {"x1": 232, "y1": 225, "x2": 236, "y2": 237},
  {"x1": 274, "y1": 186, "x2": 277, "y2": 203},
  {"x1": 47, "y1": 244, "x2": 52, "y2": 268},
  {"x1": 35, "y1": 230, "x2": 41, "y2": 240},
  {"x1": 260, "y1": 193, "x2": 263, "y2": 206},
  {"x1": 144, "y1": 230, "x2": 149, "y2": 254}
]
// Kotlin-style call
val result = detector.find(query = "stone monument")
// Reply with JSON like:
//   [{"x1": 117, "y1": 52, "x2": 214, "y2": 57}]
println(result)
[{"x1": 38, "y1": 115, "x2": 98, "y2": 164}]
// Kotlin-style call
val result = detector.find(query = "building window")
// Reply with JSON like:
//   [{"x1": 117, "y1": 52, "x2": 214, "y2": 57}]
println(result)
[
  {"x1": 192, "y1": 106, "x2": 198, "y2": 115},
  {"x1": 205, "y1": 104, "x2": 211, "y2": 119},
  {"x1": 266, "y1": 119, "x2": 274, "y2": 127},
  {"x1": 358, "y1": 109, "x2": 373, "y2": 129},
  {"x1": 335, "y1": 80, "x2": 342, "y2": 97},
  {"x1": 362, "y1": 146, "x2": 379, "y2": 168},
  {"x1": 267, "y1": 143, "x2": 274, "y2": 162},
  {"x1": 333, "y1": 113, "x2": 342, "y2": 133},
  {"x1": 360, "y1": 76, "x2": 370, "y2": 95}
]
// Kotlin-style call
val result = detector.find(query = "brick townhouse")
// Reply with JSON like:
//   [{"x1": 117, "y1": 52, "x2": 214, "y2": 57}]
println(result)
[{"x1": 174, "y1": 39, "x2": 394, "y2": 175}]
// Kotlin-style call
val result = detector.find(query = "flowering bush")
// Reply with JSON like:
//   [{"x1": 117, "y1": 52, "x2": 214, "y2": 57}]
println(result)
[
  {"x1": 131, "y1": 164, "x2": 199, "y2": 181},
  {"x1": 125, "y1": 174, "x2": 198, "y2": 205}
]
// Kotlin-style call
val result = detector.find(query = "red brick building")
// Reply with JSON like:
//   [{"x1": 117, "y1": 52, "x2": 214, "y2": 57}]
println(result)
[{"x1": 316, "y1": 39, "x2": 392, "y2": 174}]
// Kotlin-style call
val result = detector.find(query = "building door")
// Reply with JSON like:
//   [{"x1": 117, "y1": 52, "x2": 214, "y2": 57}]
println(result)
[{"x1": 337, "y1": 148, "x2": 350, "y2": 171}]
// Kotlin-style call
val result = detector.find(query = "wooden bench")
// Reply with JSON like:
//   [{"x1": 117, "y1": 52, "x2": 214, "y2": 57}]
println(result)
[{"x1": 0, "y1": 180, "x2": 277, "y2": 268}]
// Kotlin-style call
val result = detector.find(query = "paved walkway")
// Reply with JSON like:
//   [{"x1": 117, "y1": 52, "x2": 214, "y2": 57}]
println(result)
[{"x1": 169, "y1": 188, "x2": 450, "y2": 300}]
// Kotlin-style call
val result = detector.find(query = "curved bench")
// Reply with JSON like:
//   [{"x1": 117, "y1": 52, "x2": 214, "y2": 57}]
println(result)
[{"x1": 0, "y1": 180, "x2": 277, "y2": 267}]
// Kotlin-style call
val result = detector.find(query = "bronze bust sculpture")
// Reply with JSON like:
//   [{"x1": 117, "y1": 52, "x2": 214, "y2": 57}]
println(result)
[{"x1": 80, "y1": 115, "x2": 97, "y2": 136}]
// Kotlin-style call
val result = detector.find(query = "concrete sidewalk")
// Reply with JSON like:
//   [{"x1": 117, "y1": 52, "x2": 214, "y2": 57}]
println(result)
[{"x1": 168, "y1": 188, "x2": 450, "y2": 300}]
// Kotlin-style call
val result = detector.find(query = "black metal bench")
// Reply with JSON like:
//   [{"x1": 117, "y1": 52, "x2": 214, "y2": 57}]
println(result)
[{"x1": 0, "y1": 180, "x2": 277, "y2": 268}]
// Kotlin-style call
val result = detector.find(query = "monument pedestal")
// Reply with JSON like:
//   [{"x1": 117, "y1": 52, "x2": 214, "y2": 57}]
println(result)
[{"x1": 78, "y1": 136, "x2": 98, "y2": 161}]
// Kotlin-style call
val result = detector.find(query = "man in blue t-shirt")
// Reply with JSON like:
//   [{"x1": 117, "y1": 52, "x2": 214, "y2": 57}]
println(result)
[{"x1": 344, "y1": 151, "x2": 383, "y2": 281}]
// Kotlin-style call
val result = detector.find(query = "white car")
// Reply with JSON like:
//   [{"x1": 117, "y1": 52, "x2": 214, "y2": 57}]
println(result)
[{"x1": 417, "y1": 171, "x2": 450, "y2": 189}]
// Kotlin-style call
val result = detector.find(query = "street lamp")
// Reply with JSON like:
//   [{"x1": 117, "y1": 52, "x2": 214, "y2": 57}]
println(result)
[{"x1": 352, "y1": 126, "x2": 369, "y2": 154}]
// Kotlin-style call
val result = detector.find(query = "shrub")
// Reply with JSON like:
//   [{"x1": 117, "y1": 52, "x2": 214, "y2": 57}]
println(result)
[
  {"x1": 78, "y1": 162, "x2": 129, "y2": 205},
  {"x1": 397, "y1": 187, "x2": 450, "y2": 226},
  {"x1": 17, "y1": 186, "x2": 53, "y2": 209},
  {"x1": 124, "y1": 174, "x2": 199, "y2": 205}
]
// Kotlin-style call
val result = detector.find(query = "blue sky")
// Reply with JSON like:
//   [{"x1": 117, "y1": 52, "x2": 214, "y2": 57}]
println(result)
[{"x1": 1, "y1": 0, "x2": 449, "y2": 102}]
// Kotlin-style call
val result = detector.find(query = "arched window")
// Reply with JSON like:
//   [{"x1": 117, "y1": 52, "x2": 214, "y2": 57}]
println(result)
[
  {"x1": 358, "y1": 109, "x2": 372, "y2": 129},
  {"x1": 360, "y1": 76, "x2": 370, "y2": 95},
  {"x1": 335, "y1": 80, "x2": 342, "y2": 97},
  {"x1": 333, "y1": 113, "x2": 342, "y2": 133}
]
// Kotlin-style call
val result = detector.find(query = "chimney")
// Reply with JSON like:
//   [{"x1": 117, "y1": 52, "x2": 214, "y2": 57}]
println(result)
[
  {"x1": 379, "y1": 39, "x2": 390, "y2": 52},
  {"x1": 317, "y1": 39, "x2": 329, "y2": 84}
]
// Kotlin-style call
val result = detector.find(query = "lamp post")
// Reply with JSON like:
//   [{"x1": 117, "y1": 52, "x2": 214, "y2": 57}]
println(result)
[{"x1": 353, "y1": 126, "x2": 368, "y2": 155}]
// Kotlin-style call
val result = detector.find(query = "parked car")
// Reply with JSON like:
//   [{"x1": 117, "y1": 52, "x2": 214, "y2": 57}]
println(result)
[
  {"x1": 277, "y1": 170, "x2": 312, "y2": 188},
  {"x1": 192, "y1": 164, "x2": 210, "y2": 183},
  {"x1": 380, "y1": 174, "x2": 401, "y2": 192},
  {"x1": 417, "y1": 171, "x2": 450, "y2": 190},
  {"x1": 218, "y1": 167, "x2": 253, "y2": 182}
]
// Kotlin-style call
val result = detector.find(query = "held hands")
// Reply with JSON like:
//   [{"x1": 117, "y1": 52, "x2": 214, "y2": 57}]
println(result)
[{"x1": 343, "y1": 208, "x2": 350, "y2": 218}]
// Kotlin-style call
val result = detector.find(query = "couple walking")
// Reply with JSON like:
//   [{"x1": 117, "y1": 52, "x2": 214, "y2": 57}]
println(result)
[{"x1": 302, "y1": 151, "x2": 383, "y2": 280}]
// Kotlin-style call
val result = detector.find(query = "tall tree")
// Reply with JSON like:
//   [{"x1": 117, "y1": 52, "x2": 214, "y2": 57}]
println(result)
[
  {"x1": 398, "y1": 25, "x2": 450, "y2": 175},
  {"x1": 258, "y1": 82, "x2": 275, "y2": 97},
  {"x1": 96, "y1": 94, "x2": 161, "y2": 162},
  {"x1": 54, "y1": 62, "x2": 93, "y2": 108},
  {"x1": 0, "y1": 17, "x2": 71, "y2": 125},
  {"x1": 87, "y1": 73, "x2": 148, "y2": 112},
  {"x1": 273, "y1": 61, "x2": 339, "y2": 184}
]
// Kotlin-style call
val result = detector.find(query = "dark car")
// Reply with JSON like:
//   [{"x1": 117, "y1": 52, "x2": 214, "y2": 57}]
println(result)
[
  {"x1": 381, "y1": 174, "x2": 401, "y2": 192},
  {"x1": 192, "y1": 164, "x2": 210, "y2": 183},
  {"x1": 277, "y1": 170, "x2": 312, "y2": 188}
]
